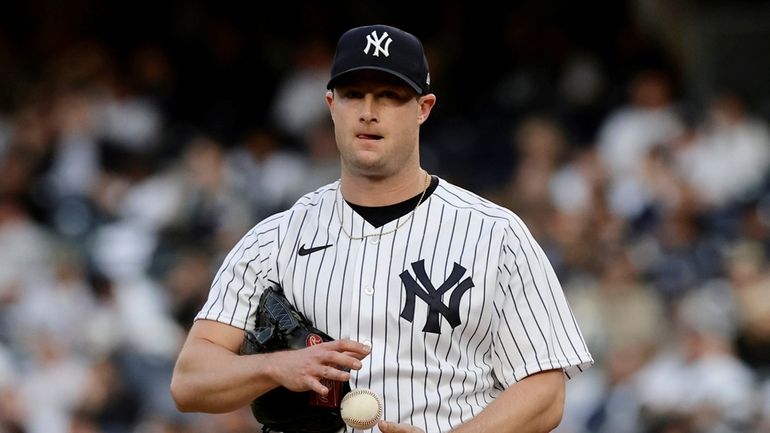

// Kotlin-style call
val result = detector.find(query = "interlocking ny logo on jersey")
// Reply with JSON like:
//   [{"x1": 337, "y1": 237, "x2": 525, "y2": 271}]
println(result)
[
  {"x1": 399, "y1": 260, "x2": 474, "y2": 334},
  {"x1": 364, "y1": 30, "x2": 392, "y2": 57}
]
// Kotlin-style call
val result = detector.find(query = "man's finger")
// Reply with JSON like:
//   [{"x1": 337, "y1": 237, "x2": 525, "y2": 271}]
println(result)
[
  {"x1": 329, "y1": 339, "x2": 372, "y2": 355},
  {"x1": 309, "y1": 378, "x2": 329, "y2": 396},
  {"x1": 323, "y1": 351, "x2": 364, "y2": 370},
  {"x1": 340, "y1": 350, "x2": 371, "y2": 360},
  {"x1": 326, "y1": 367, "x2": 351, "y2": 382}
]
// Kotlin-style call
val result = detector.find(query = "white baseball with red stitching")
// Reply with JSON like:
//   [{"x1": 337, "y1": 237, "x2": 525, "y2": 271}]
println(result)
[{"x1": 340, "y1": 388, "x2": 383, "y2": 430}]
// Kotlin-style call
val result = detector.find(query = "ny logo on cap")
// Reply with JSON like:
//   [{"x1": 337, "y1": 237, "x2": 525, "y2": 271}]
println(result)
[{"x1": 364, "y1": 30, "x2": 392, "y2": 57}]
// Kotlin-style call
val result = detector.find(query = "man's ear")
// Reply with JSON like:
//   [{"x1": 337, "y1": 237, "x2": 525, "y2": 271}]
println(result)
[
  {"x1": 417, "y1": 93, "x2": 436, "y2": 125},
  {"x1": 326, "y1": 90, "x2": 335, "y2": 122}
]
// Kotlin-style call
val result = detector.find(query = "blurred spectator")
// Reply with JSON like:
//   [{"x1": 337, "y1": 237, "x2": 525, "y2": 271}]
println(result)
[
  {"x1": 226, "y1": 127, "x2": 308, "y2": 222},
  {"x1": 565, "y1": 248, "x2": 664, "y2": 433},
  {"x1": 568, "y1": 248, "x2": 665, "y2": 366},
  {"x1": 0, "y1": 196, "x2": 54, "y2": 321},
  {"x1": 19, "y1": 332, "x2": 91, "y2": 433},
  {"x1": 8, "y1": 247, "x2": 94, "y2": 353},
  {"x1": 597, "y1": 69, "x2": 685, "y2": 219},
  {"x1": 505, "y1": 116, "x2": 568, "y2": 218},
  {"x1": 633, "y1": 285, "x2": 756, "y2": 432},
  {"x1": 647, "y1": 204, "x2": 724, "y2": 300},
  {"x1": 161, "y1": 249, "x2": 213, "y2": 331},
  {"x1": 548, "y1": 148, "x2": 606, "y2": 218},
  {"x1": 75, "y1": 356, "x2": 139, "y2": 433},
  {"x1": 47, "y1": 89, "x2": 101, "y2": 200},
  {"x1": 726, "y1": 241, "x2": 770, "y2": 372},
  {"x1": 269, "y1": 38, "x2": 333, "y2": 142},
  {"x1": 557, "y1": 52, "x2": 609, "y2": 145},
  {"x1": 676, "y1": 92, "x2": 770, "y2": 209},
  {"x1": 544, "y1": 147, "x2": 627, "y2": 277},
  {"x1": 296, "y1": 118, "x2": 341, "y2": 193},
  {"x1": 174, "y1": 135, "x2": 249, "y2": 238}
]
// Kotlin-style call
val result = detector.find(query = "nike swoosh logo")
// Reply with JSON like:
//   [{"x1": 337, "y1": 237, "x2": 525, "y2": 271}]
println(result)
[{"x1": 298, "y1": 243, "x2": 333, "y2": 256}]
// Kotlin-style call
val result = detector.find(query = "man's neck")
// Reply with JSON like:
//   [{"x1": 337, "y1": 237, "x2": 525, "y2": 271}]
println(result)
[{"x1": 340, "y1": 167, "x2": 427, "y2": 206}]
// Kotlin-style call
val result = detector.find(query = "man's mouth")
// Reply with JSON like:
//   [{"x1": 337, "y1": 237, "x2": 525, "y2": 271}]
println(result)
[{"x1": 357, "y1": 134, "x2": 382, "y2": 140}]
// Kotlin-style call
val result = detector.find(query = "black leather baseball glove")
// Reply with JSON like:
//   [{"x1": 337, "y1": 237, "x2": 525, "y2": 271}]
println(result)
[{"x1": 239, "y1": 285, "x2": 349, "y2": 433}]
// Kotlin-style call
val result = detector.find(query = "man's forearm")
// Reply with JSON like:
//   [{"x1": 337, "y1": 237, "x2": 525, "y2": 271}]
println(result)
[
  {"x1": 450, "y1": 369, "x2": 565, "y2": 433},
  {"x1": 170, "y1": 320, "x2": 370, "y2": 414},
  {"x1": 171, "y1": 335, "x2": 279, "y2": 413}
]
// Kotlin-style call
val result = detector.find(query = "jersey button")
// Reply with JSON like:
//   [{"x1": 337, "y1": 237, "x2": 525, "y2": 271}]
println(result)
[
  {"x1": 364, "y1": 287, "x2": 374, "y2": 296},
  {"x1": 368, "y1": 237, "x2": 379, "y2": 245}
]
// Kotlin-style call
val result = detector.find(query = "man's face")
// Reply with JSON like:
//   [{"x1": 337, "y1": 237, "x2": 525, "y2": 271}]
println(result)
[{"x1": 326, "y1": 70, "x2": 435, "y2": 179}]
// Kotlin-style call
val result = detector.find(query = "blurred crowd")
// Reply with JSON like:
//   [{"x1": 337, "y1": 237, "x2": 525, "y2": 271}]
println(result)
[{"x1": 2, "y1": 2, "x2": 770, "y2": 433}]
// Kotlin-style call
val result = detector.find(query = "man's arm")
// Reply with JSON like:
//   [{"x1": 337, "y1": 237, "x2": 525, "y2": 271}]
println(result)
[
  {"x1": 170, "y1": 319, "x2": 371, "y2": 413},
  {"x1": 450, "y1": 369, "x2": 565, "y2": 433},
  {"x1": 379, "y1": 369, "x2": 565, "y2": 433}
]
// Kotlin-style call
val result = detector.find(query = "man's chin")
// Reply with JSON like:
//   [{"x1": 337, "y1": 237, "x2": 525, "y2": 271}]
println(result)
[
  {"x1": 351, "y1": 170, "x2": 389, "y2": 180},
  {"x1": 346, "y1": 157, "x2": 388, "y2": 176}
]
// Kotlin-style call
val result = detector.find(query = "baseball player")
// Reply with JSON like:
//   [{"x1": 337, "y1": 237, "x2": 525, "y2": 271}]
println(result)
[{"x1": 171, "y1": 24, "x2": 593, "y2": 433}]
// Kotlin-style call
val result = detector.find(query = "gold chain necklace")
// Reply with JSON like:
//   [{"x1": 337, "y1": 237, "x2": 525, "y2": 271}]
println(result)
[{"x1": 336, "y1": 170, "x2": 430, "y2": 240}]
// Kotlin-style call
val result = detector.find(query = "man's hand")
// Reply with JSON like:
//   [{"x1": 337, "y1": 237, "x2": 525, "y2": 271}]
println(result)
[
  {"x1": 265, "y1": 339, "x2": 371, "y2": 395},
  {"x1": 378, "y1": 420, "x2": 425, "y2": 433}
]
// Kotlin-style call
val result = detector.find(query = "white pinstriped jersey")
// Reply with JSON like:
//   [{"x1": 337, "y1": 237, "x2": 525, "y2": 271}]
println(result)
[{"x1": 197, "y1": 177, "x2": 593, "y2": 433}]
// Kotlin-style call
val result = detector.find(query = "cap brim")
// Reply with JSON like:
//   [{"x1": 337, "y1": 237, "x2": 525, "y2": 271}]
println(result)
[{"x1": 327, "y1": 66, "x2": 425, "y2": 95}]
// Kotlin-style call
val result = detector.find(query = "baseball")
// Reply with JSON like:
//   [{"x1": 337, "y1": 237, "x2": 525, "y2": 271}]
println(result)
[{"x1": 340, "y1": 388, "x2": 383, "y2": 430}]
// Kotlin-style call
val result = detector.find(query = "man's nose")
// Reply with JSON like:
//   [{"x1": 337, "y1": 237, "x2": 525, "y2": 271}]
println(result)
[{"x1": 359, "y1": 95, "x2": 378, "y2": 123}]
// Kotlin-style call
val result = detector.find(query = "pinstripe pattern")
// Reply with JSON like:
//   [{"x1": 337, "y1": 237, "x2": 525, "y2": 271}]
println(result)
[{"x1": 196, "y1": 177, "x2": 593, "y2": 432}]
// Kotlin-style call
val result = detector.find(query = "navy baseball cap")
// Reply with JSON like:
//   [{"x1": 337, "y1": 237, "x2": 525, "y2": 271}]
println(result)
[{"x1": 327, "y1": 24, "x2": 431, "y2": 95}]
